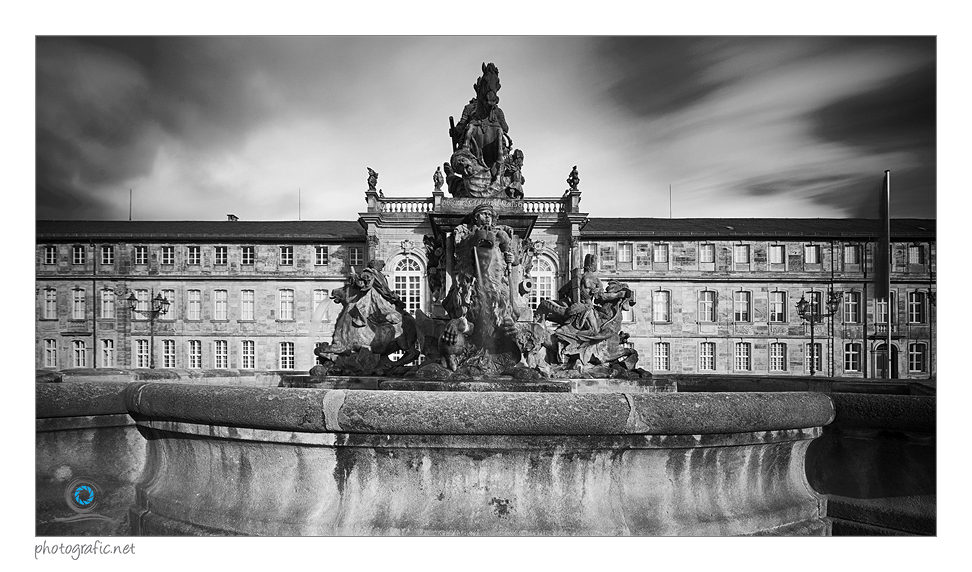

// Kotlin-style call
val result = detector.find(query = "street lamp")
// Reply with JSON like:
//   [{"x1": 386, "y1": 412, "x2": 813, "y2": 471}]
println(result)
[
  {"x1": 127, "y1": 289, "x2": 170, "y2": 369},
  {"x1": 796, "y1": 289, "x2": 841, "y2": 376}
]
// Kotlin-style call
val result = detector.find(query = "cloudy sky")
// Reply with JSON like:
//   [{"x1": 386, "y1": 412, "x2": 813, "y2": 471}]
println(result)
[{"x1": 35, "y1": 36, "x2": 935, "y2": 221}]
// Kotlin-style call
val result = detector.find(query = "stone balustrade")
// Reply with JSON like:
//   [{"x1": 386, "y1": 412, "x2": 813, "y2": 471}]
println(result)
[
  {"x1": 523, "y1": 198, "x2": 566, "y2": 213},
  {"x1": 377, "y1": 197, "x2": 434, "y2": 213}
]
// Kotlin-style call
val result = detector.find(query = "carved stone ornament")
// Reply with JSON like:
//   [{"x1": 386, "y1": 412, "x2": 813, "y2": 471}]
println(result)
[
  {"x1": 400, "y1": 239, "x2": 415, "y2": 253},
  {"x1": 367, "y1": 167, "x2": 378, "y2": 192}
]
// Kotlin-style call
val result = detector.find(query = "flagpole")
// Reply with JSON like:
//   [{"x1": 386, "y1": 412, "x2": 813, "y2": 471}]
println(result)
[{"x1": 884, "y1": 171, "x2": 892, "y2": 378}]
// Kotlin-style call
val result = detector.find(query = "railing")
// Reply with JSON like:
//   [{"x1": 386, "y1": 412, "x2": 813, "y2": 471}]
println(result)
[
  {"x1": 523, "y1": 198, "x2": 566, "y2": 213},
  {"x1": 378, "y1": 198, "x2": 434, "y2": 213},
  {"x1": 874, "y1": 323, "x2": 897, "y2": 335}
]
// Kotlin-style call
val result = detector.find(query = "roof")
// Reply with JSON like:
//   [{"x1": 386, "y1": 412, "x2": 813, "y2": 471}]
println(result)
[
  {"x1": 579, "y1": 218, "x2": 936, "y2": 240},
  {"x1": 35, "y1": 220, "x2": 366, "y2": 242}
]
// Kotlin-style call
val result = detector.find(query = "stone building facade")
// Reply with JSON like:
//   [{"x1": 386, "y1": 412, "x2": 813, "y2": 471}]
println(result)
[{"x1": 36, "y1": 189, "x2": 935, "y2": 379}]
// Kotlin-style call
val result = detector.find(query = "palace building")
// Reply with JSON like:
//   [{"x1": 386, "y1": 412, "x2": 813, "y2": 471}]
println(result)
[{"x1": 35, "y1": 187, "x2": 935, "y2": 379}]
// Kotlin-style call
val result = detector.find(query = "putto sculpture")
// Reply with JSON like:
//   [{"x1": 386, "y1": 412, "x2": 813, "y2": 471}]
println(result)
[{"x1": 313, "y1": 64, "x2": 646, "y2": 380}]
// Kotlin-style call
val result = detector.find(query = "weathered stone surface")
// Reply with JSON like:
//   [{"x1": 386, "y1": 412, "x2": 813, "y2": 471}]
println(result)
[
  {"x1": 36, "y1": 381, "x2": 129, "y2": 417},
  {"x1": 828, "y1": 394, "x2": 935, "y2": 432},
  {"x1": 129, "y1": 421, "x2": 828, "y2": 536},
  {"x1": 334, "y1": 390, "x2": 630, "y2": 435},
  {"x1": 626, "y1": 392, "x2": 835, "y2": 434},
  {"x1": 124, "y1": 383, "x2": 325, "y2": 432},
  {"x1": 377, "y1": 380, "x2": 570, "y2": 392},
  {"x1": 827, "y1": 495, "x2": 935, "y2": 536}
]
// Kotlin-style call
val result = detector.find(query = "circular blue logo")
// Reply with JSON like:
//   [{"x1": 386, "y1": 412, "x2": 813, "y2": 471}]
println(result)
[
  {"x1": 64, "y1": 478, "x2": 101, "y2": 513},
  {"x1": 73, "y1": 485, "x2": 94, "y2": 506}
]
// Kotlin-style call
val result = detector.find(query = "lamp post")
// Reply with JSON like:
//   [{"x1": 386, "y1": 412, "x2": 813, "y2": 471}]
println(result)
[
  {"x1": 796, "y1": 289, "x2": 841, "y2": 376},
  {"x1": 127, "y1": 289, "x2": 170, "y2": 369}
]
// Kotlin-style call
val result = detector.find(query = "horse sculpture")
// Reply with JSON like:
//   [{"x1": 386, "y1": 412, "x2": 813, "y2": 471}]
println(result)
[{"x1": 315, "y1": 270, "x2": 421, "y2": 375}]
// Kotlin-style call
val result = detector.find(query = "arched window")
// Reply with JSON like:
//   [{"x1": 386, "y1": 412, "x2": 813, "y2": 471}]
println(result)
[
  {"x1": 393, "y1": 256, "x2": 424, "y2": 315},
  {"x1": 530, "y1": 256, "x2": 556, "y2": 310}
]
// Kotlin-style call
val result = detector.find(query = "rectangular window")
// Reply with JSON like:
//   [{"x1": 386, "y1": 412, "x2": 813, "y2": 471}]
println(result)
[
  {"x1": 635, "y1": 243, "x2": 651, "y2": 269},
  {"x1": 805, "y1": 343, "x2": 822, "y2": 373},
  {"x1": 652, "y1": 291, "x2": 670, "y2": 322},
  {"x1": 314, "y1": 289, "x2": 329, "y2": 316},
  {"x1": 733, "y1": 244, "x2": 750, "y2": 264},
  {"x1": 582, "y1": 242, "x2": 597, "y2": 266},
  {"x1": 908, "y1": 343, "x2": 927, "y2": 373},
  {"x1": 734, "y1": 342, "x2": 751, "y2": 371},
  {"x1": 101, "y1": 339, "x2": 114, "y2": 368},
  {"x1": 617, "y1": 242, "x2": 633, "y2": 263},
  {"x1": 316, "y1": 246, "x2": 329, "y2": 266},
  {"x1": 135, "y1": 339, "x2": 149, "y2": 368},
  {"x1": 844, "y1": 343, "x2": 862, "y2": 372},
  {"x1": 187, "y1": 246, "x2": 201, "y2": 265},
  {"x1": 187, "y1": 290, "x2": 201, "y2": 320},
  {"x1": 161, "y1": 246, "x2": 174, "y2": 265},
  {"x1": 100, "y1": 289, "x2": 115, "y2": 319},
  {"x1": 769, "y1": 245, "x2": 785, "y2": 265},
  {"x1": 805, "y1": 245, "x2": 820, "y2": 264},
  {"x1": 599, "y1": 244, "x2": 616, "y2": 271},
  {"x1": 349, "y1": 247, "x2": 363, "y2": 268},
  {"x1": 71, "y1": 289, "x2": 86, "y2": 320},
  {"x1": 908, "y1": 245, "x2": 925, "y2": 265},
  {"x1": 214, "y1": 246, "x2": 228, "y2": 265},
  {"x1": 876, "y1": 294, "x2": 895, "y2": 324},
  {"x1": 699, "y1": 342, "x2": 716, "y2": 371},
  {"x1": 241, "y1": 340, "x2": 256, "y2": 369},
  {"x1": 908, "y1": 291, "x2": 926, "y2": 323},
  {"x1": 162, "y1": 339, "x2": 176, "y2": 368},
  {"x1": 214, "y1": 340, "x2": 228, "y2": 369},
  {"x1": 72, "y1": 340, "x2": 87, "y2": 368},
  {"x1": 653, "y1": 243, "x2": 669, "y2": 264},
  {"x1": 806, "y1": 291, "x2": 822, "y2": 317},
  {"x1": 699, "y1": 243, "x2": 715, "y2": 264},
  {"x1": 241, "y1": 246, "x2": 255, "y2": 266},
  {"x1": 698, "y1": 291, "x2": 716, "y2": 323},
  {"x1": 160, "y1": 289, "x2": 175, "y2": 318},
  {"x1": 279, "y1": 246, "x2": 293, "y2": 266},
  {"x1": 770, "y1": 342, "x2": 787, "y2": 372},
  {"x1": 653, "y1": 342, "x2": 670, "y2": 371},
  {"x1": 43, "y1": 288, "x2": 57, "y2": 319},
  {"x1": 844, "y1": 244, "x2": 860, "y2": 265},
  {"x1": 133, "y1": 289, "x2": 149, "y2": 318},
  {"x1": 44, "y1": 339, "x2": 57, "y2": 368},
  {"x1": 843, "y1": 292, "x2": 861, "y2": 323},
  {"x1": 213, "y1": 290, "x2": 228, "y2": 320},
  {"x1": 241, "y1": 290, "x2": 255, "y2": 320},
  {"x1": 188, "y1": 340, "x2": 202, "y2": 369},
  {"x1": 279, "y1": 289, "x2": 295, "y2": 320},
  {"x1": 394, "y1": 274, "x2": 423, "y2": 316},
  {"x1": 73, "y1": 245, "x2": 86, "y2": 265},
  {"x1": 101, "y1": 245, "x2": 114, "y2": 265},
  {"x1": 621, "y1": 306, "x2": 634, "y2": 323},
  {"x1": 134, "y1": 245, "x2": 148, "y2": 265},
  {"x1": 279, "y1": 342, "x2": 295, "y2": 369},
  {"x1": 733, "y1": 291, "x2": 751, "y2": 322},
  {"x1": 769, "y1": 291, "x2": 787, "y2": 323},
  {"x1": 44, "y1": 245, "x2": 57, "y2": 265}
]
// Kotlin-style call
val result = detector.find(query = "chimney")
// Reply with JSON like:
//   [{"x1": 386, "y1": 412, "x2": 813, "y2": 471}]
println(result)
[{"x1": 227, "y1": 214, "x2": 239, "y2": 221}]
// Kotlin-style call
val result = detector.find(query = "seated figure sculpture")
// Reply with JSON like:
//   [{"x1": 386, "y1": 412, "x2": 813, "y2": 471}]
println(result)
[
  {"x1": 536, "y1": 254, "x2": 638, "y2": 372},
  {"x1": 447, "y1": 63, "x2": 525, "y2": 199}
]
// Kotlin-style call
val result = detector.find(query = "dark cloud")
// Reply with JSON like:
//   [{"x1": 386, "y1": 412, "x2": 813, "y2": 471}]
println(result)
[
  {"x1": 810, "y1": 64, "x2": 935, "y2": 155},
  {"x1": 595, "y1": 37, "x2": 730, "y2": 118},
  {"x1": 741, "y1": 174, "x2": 856, "y2": 197}
]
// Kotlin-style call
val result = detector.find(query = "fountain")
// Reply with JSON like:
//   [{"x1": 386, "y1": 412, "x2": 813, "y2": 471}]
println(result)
[{"x1": 38, "y1": 63, "x2": 835, "y2": 536}]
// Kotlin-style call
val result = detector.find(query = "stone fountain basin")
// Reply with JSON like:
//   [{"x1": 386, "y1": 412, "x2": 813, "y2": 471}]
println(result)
[{"x1": 123, "y1": 383, "x2": 834, "y2": 535}]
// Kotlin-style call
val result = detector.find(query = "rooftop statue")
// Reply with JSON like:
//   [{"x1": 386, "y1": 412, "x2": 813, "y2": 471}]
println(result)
[{"x1": 446, "y1": 63, "x2": 526, "y2": 199}]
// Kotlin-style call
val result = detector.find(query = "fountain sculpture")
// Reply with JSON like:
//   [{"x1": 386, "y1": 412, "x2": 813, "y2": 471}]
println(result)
[{"x1": 314, "y1": 62, "x2": 645, "y2": 382}]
